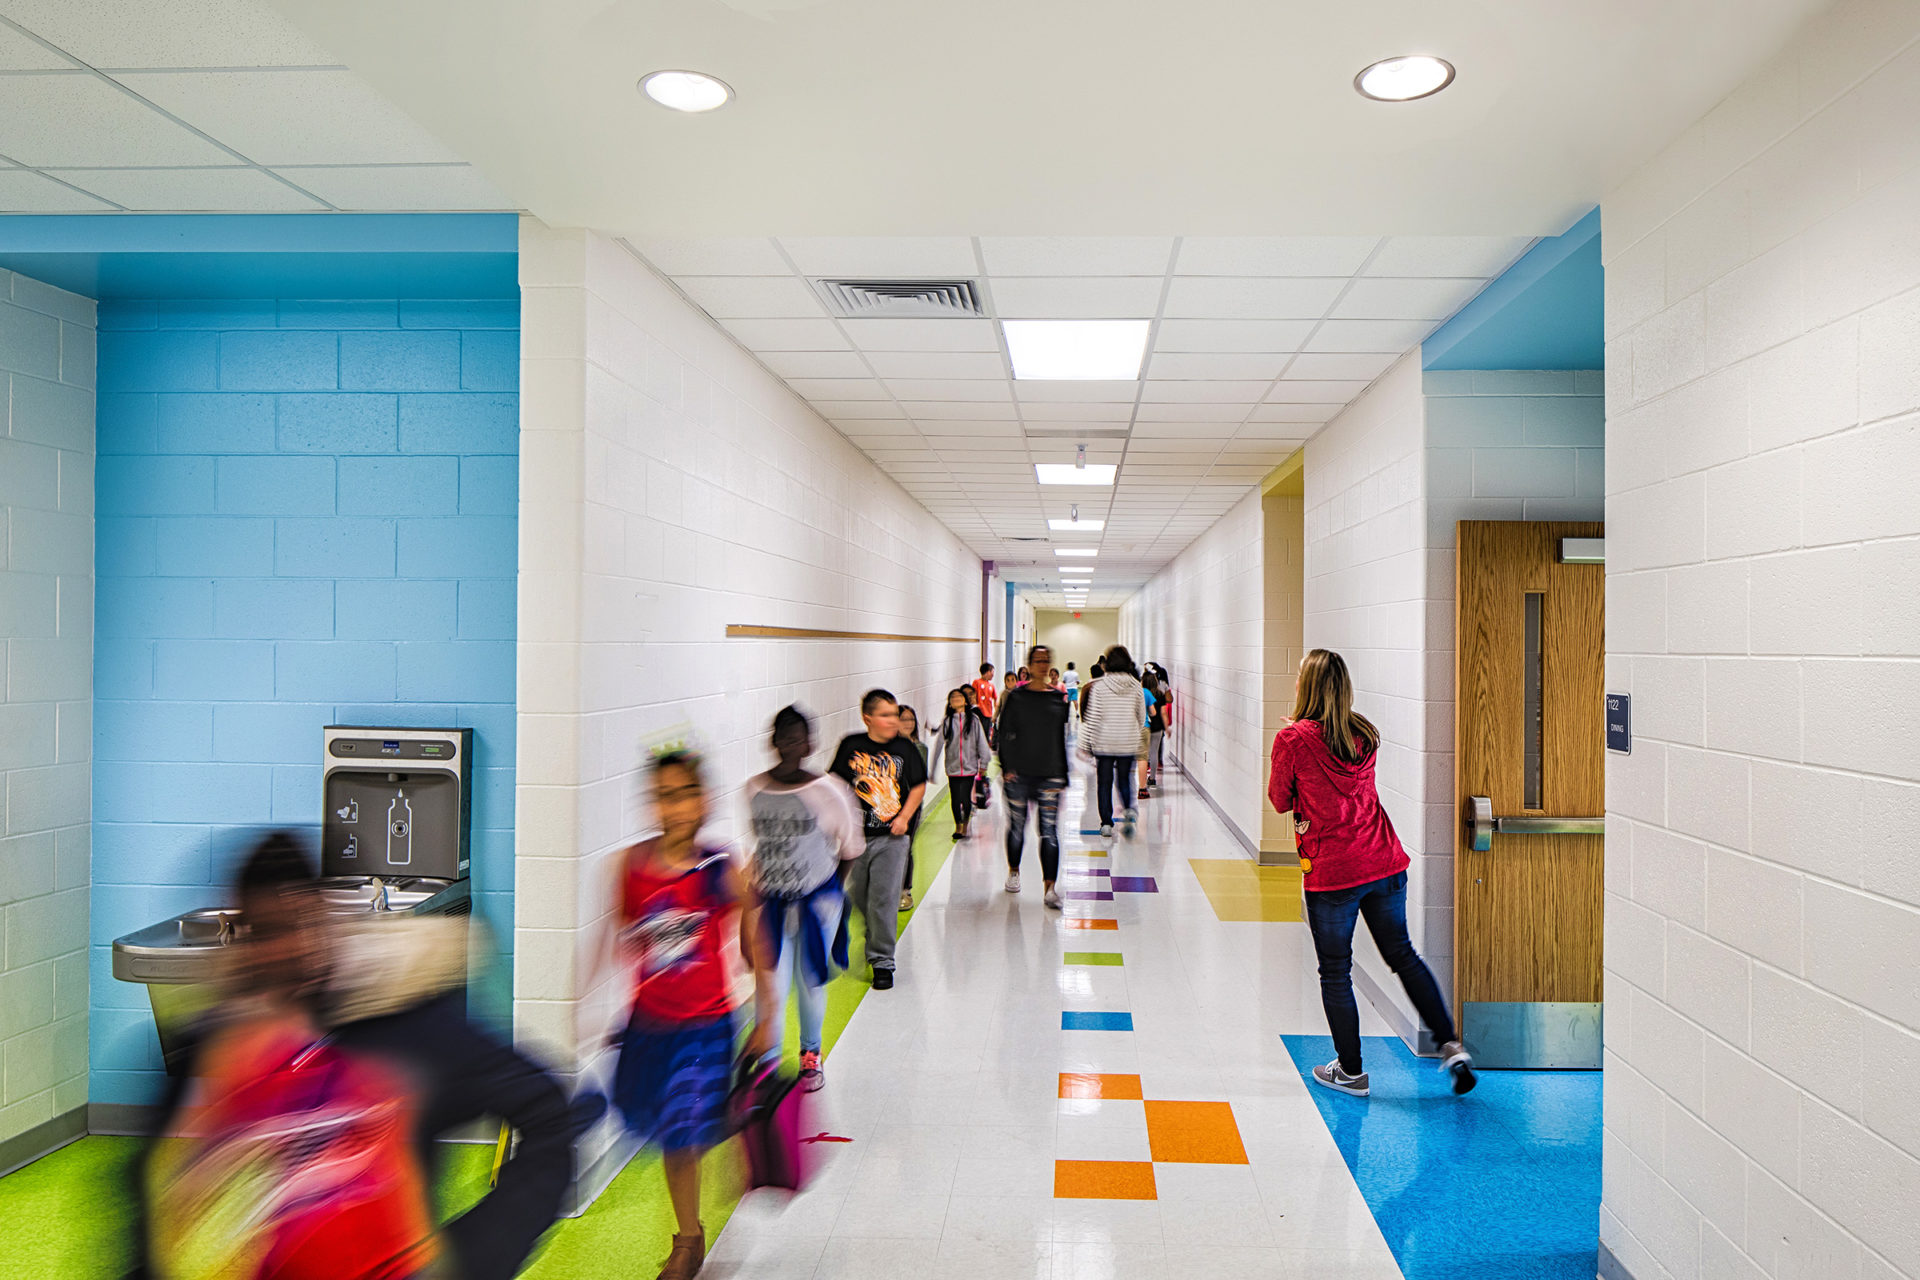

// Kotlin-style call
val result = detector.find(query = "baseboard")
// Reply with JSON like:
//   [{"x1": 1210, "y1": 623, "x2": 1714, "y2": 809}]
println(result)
[
  {"x1": 0, "y1": 1106, "x2": 87, "y2": 1177},
  {"x1": 1166, "y1": 754, "x2": 1259, "y2": 858},
  {"x1": 1597, "y1": 1241, "x2": 1635, "y2": 1279},
  {"x1": 562, "y1": 1127, "x2": 637, "y2": 1217},
  {"x1": 1350, "y1": 961, "x2": 1440, "y2": 1058},
  {"x1": 88, "y1": 1102, "x2": 159, "y2": 1137}
]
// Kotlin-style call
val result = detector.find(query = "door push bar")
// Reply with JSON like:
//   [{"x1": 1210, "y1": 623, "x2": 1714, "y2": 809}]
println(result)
[{"x1": 1466, "y1": 796, "x2": 1606, "y2": 851}]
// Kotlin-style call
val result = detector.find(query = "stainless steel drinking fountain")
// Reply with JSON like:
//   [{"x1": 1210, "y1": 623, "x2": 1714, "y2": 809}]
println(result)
[{"x1": 113, "y1": 725, "x2": 476, "y2": 1073}]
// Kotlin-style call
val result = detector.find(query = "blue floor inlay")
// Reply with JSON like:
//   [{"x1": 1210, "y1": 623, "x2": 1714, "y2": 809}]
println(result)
[
  {"x1": 1063, "y1": 1010, "x2": 1133, "y2": 1031},
  {"x1": 1282, "y1": 1034, "x2": 1601, "y2": 1280}
]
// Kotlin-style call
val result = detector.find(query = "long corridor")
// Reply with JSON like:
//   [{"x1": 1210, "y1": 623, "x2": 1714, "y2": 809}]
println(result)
[{"x1": 707, "y1": 764, "x2": 1593, "y2": 1280}]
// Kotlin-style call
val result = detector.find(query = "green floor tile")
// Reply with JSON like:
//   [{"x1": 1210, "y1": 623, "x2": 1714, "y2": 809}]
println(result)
[{"x1": 1062, "y1": 951, "x2": 1124, "y2": 966}]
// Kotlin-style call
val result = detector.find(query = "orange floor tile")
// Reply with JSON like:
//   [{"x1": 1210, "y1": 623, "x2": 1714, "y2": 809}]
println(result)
[
  {"x1": 1053, "y1": 1159, "x2": 1158, "y2": 1200},
  {"x1": 1143, "y1": 1100, "x2": 1250, "y2": 1164},
  {"x1": 1062, "y1": 918, "x2": 1119, "y2": 930},
  {"x1": 1058, "y1": 1072, "x2": 1144, "y2": 1100}
]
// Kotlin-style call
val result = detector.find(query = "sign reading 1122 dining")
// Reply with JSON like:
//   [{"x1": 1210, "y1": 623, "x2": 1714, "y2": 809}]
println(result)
[{"x1": 1605, "y1": 693, "x2": 1631, "y2": 754}]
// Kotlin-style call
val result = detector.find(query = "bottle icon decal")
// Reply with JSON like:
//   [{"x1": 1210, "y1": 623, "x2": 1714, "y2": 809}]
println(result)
[
  {"x1": 336, "y1": 799, "x2": 359, "y2": 824},
  {"x1": 343, "y1": 834, "x2": 358, "y2": 859},
  {"x1": 388, "y1": 793, "x2": 412, "y2": 866}
]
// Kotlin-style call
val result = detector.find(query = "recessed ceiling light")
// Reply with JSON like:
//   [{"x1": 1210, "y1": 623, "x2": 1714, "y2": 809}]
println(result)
[
  {"x1": 1036, "y1": 464, "x2": 1116, "y2": 486},
  {"x1": 1353, "y1": 55, "x2": 1454, "y2": 102},
  {"x1": 640, "y1": 69, "x2": 733, "y2": 112},
  {"x1": 1056, "y1": 549, "x2": 1098, "y2": 558},
  {"x1": 1049, "y1": 518, "x2": 1105, "y2": 532},
  {"x1": 1004, "y1": 320, "x2": 1149, "y2": 380}
]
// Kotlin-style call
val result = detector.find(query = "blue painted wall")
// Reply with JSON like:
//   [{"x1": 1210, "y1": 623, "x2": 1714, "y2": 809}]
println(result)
[
  {"x1": 1423, "y1": 207, "x2": 1603, "y2": 371},
  {"x1": 89, "y1": 298, "x2": 519, "y2": 1106}
]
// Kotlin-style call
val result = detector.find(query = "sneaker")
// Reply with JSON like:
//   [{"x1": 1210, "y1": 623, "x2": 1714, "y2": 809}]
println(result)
[
  {"x1": 1311, "y1": 1059, "x2": 1370, "y2": 1097},
  {"x1": 1439, "y1": 1041, "x2": 1478, "y2": 1095},
  {"x1": 1005, "y1": 872, "x2": 1022, "y2": 893},
  {"x1": 799, "y1": 1049, "x2": 824, "y2": 1092},
  {"x1": 1099, "y1": 824, "x2": 1114, "y2": 838},
  {"x1": 899, "y1": 888, "x2": 913, "y2": 911},
  {"x1": 658, "y1": 1227, "x2": 705, "y2": 1280},
  {"x1": 1044, "y1": 886, "x2": 1062, "y2": 909},
  {"x1": 1123, "y1": 808, "x2": 1137, "y2": 833},
  {"x1": 872, "y1": 968, "x2": 894, "y2": 990}
]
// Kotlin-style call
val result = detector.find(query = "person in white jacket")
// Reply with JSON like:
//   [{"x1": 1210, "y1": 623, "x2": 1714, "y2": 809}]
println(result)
[
  {"x1": 928, "y1": 687, "x2": 991, "y2": 839},
  {"x1": 744, "y1": 705, "x2": 862, "y2": 1092},
  {"x1": 1080, "y1": 645, "x2": 1148, "y2": 837}
]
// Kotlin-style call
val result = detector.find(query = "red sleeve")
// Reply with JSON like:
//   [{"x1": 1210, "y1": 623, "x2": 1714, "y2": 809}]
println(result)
[{"x1": 1268, "y1": 730, "x2": 1297, "y2": 816}]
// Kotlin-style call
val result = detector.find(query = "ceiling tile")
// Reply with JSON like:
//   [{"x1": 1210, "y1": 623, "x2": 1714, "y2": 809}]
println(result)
[
  {"x1": 978, "y1": 236, "x2": 1174, "y2": 276},
  {"x1": 0, "y1": 23, "x2": 69, "y2": 69},
  {"x1": 1016, "y1": 403, "x2": 1132, "y2": 421},
  {"x1": 778, "y1": 236, "x2": 976, "y2": 276},
  {"x1": 1152, "y1": 319, "x2": 1315, "y2": 353},
  {"x1": 721, "y1": 318, "x2": 849, "y2": 350},
  {"x1": 1366, "y1": 236, "x2": 1533, "y2": 278},
  {"x1": 883, "y1": 378, "x2": 1010, "y2": 402},
  {"x1": 840, "y1": 317, "x2": 998, "y2": 352},
  {"x1": 2, "y1": 0, "x2": 338, "y2": 67},
  {"x1": 787, "y1": 377, "x2": 890, "y2": 400},
  {"x1": 1285, "y1": 352, "x2": 1399, "y2": 381},
  {"x1": 1174, "y1": 236, "x2": 1379, "y2": 276},
  {"x1": 988, "y1": 275, "x2": 1162, "y2": 319},
  {"x1": 911, "y1": 418, "x2": 1022, "y2": 435},
  {"x1": 817, "y1": 400, "x2": 905, "y2": 419},
  {"x1": 1013, "y1": 380, "x2": 1137, "y2": 403},
  {"x1": 1162, "y1": 277, "x2": 1345, "y2": 319},
  {"x1": 59, "y1": 165, "x2": 322, "y2": 211},
  {"x1": 1141, "y1": 380, "x2": 1269, "y2": 403},
  {"x1": 760, "y1": 350, "x2": 873, "y2": 379},
  {"x1": 676, "y1": 275, "x2": 824, "y2": 319},
  {"x1": 1248, "y1": 402, "x2": 1338, "y2": 423},
  {"x1": 863, "y1": 350, "x2": 1004, "y2": 379},
  {"x1": 0, "y1": 167, "x2": 113, "y2": 210},
  {"x1": 1144, "y1": 352, "x2": 1287, "y2": 380},
  {"x1": 1133, "y1": 404, "x2": 1255, "y2": 424},
  {"x1": 1332, "y1": 276, "x2": 1489, "y2": 320},
  {"x1": 899, "y1": 400, "x2": 1017, "y2": 420},
  {"x1": 634, "y1": 238, "x2": 787, "y2": 275},
  {"x1": 1305, "y1": 318, "x2": 1434, "y2": 352},
  {"x1": 0, "y1": 74, "x2": 235, "y2": 166},
  {"x1": 118, "y1": 69, "x2": 463, "y2": 165},
  {"x1": 1266, "y1": 378, "x2": 1369, "y2": 402},
  {"x1": 274, "y1": 163, "x2": 513, "y2": 210}
]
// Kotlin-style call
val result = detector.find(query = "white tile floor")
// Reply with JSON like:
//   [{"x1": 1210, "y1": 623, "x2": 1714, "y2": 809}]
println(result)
[{"x1": 707, "y1": 766, "x2": 1404, "y2": 1280}]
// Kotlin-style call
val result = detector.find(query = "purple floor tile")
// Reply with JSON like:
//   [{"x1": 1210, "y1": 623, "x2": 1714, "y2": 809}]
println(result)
[
  {"x1": 1062, "y1": 890, "x2": 1115, "y2": 901},
  {"x1": 1110, "y1": 876, "x2": 1158, "y2": 893}
]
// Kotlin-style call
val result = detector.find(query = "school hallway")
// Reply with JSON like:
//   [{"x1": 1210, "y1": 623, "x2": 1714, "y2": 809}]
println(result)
[{"x1": 707, "y1": 764, "x2": 1599, "y2": 1280}]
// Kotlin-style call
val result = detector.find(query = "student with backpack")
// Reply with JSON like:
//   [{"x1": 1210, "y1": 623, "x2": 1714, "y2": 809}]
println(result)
[
  {"x1": 1270, "y1": 649, "x2": 1477, "y2": 1100},
  {"x1": 929, "y1": 687, "x2": 991, "y2": 839}
]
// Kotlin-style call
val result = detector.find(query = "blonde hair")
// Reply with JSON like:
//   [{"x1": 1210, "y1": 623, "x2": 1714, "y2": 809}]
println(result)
[{"x1": 1290, "y1": 649, "x2": 1379, "y2": 765}]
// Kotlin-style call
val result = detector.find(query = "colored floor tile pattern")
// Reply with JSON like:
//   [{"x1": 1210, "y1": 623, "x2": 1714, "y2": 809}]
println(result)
[
  {"x1": 1284, "y1": 1033, "x2": 1602, "y2": 1280},
  {"x1": 1189, "y1": 857, "x2": 1306, "y2": 922},
  {"x1": 1062, "y1": 951, "x2": 1124, "y2": 966},
  {"x1": 1061, "y1": 1010, "x2": 1134, "y2": 1031},
  {"x1": 1053, "y1": 1159, "x2": 1158, "y2": 1200}
]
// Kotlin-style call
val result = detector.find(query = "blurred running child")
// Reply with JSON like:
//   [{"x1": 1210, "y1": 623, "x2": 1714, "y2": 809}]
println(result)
[
  {"x1": 744, "y1": 706, "x2": 861, "y2": 1093},
  {"x1": 829, "y1": 690, "x2": 927, "y2": 989},
  {"x1": 613, "y1": 749, "x2": 746, "y2": 1280},
  {"x1": 895, "y1": 704, "x2": 927, "y2": 910}
]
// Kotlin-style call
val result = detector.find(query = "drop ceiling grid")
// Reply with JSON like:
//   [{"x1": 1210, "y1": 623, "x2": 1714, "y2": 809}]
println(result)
[
  {"x1": 640, "y1": 231, "x2": 1531, "y2": 605},
  {"x1": 0, "y1": 11, "x2": 513, "y2": 212}
]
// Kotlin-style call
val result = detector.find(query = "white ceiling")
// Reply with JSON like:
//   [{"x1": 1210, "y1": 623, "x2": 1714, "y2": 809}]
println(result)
[
  {"x1": 0, "y1": 0, "x2": 514, "y2": 211},
  {"x1": 633, "y1": 233, "x2": 1530, "y2": 603}
]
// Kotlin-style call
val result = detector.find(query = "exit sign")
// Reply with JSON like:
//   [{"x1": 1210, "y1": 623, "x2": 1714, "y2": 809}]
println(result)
[{"x1": 1606, "y1": 693, "x2": 1631, "y2": 754}]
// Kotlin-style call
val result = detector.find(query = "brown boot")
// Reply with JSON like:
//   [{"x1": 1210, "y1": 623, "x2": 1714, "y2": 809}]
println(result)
[{"x1": 658, "y1": 1226, "x2": 705, "y2": 1280}]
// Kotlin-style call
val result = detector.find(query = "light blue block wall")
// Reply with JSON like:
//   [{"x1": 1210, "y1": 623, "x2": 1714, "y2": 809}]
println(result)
[{"x1": 89, "y1": 298, "x2": 519, "y2": 1106}]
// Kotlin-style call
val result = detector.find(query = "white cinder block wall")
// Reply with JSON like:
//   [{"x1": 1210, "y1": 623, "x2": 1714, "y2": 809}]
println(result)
[
  {"x1": 1119, "y1": 488, "x2": 1265, "y2": 849},
  {"x1": 0, "y1": 270, "x2": 94, "y2": 1152},
  {"x1": 1599, "y1": 2, "x2": 1920, "y2": 1276},
  {"x1": 514, "y1": 221, "x2": 982, "y2": 1200}
]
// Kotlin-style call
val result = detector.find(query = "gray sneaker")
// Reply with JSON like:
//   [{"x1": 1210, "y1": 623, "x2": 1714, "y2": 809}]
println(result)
[
  {"x1": 1099, "y1": 824, "x2": 1114, "y2": 838},
  {"x1": 1439, "y1": 1041, "x2": 1478, "y2": 1095},
  {"x1": 1312, "y1": 1059, "x2": 1370, "y2": 1097}
]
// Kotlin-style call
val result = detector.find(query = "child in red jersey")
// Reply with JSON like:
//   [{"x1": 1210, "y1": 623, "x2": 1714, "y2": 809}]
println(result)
[{"x1": 612, "y1": 748, "x2": 748, "y2": 1280}]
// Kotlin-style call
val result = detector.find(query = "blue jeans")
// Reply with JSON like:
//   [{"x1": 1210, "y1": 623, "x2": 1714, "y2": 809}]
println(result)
[
  {"x1": 1303, "y1": 871, "x2": 1457, "y2": 1074},
  {"x1": 1003, "y1": 773, "x2": 1062, "y2": 882},
  {"x1": 1094, "y1": 754, "x2": 1135, "y2": 826}
]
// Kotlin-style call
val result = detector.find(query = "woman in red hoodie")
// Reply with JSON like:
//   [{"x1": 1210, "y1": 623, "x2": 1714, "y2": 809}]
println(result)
[{"x1": 1269, "y1": 649, "x2": 1476, "y2": 1099}]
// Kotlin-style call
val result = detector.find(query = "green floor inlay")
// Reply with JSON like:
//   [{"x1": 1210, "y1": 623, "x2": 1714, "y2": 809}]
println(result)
[
  {"x1": 0, "y1": 800, "x2": 964, "y2": 1280},
  {"x1": 1062, "y1": 951, "x2": 1124, "y2": 966}
]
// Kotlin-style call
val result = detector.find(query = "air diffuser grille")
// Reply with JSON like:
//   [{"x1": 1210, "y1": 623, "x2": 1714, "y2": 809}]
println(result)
[{"x1": 813, "y1": 278, "x2": 984, "y2": 318}]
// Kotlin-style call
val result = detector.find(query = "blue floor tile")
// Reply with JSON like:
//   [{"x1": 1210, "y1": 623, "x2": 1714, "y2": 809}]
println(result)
[
  {"x1": 1282, "y1": 1034, "x2": 1600, "y2": 1280},
  {"x1": 1062, "y1": 1010, "x2": 1133, "y2": 1031}
]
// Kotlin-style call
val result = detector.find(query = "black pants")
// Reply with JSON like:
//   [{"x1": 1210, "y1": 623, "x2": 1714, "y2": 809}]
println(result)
[
  {"x1": 948, "y1": 774, "x2": 975, "y2": 828},
  {"x1": 1304, "y1": 871, "x2": 1457, "y2": 1075},
  {"x1": 1094, "y1": 754, "x2": 1136, "y2": 826}
]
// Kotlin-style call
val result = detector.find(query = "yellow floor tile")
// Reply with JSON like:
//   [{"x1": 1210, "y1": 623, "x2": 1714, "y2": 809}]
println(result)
[{"x1": 1187, "y1": 859, "x2": 1304, "y2": 922}]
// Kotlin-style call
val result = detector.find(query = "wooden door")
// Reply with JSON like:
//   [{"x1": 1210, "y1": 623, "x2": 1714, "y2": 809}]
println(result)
[{"x1": 1454, "y1": 521, "x2": 1605, "y2": 1068}]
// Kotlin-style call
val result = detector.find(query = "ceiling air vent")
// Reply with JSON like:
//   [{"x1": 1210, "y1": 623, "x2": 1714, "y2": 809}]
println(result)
[{"x1": 812, "y1": 278, "x2": 984, "y2": 319}]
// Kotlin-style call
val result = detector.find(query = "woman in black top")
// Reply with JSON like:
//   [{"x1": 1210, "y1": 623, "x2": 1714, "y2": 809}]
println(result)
[{"x1": 996, "y1": 644, "x2": 1072, "y2": 908}]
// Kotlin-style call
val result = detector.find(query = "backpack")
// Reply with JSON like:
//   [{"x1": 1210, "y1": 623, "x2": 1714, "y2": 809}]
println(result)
[{"x1": 728, "y1": 1054, "x2": 810, "y2": 1192}]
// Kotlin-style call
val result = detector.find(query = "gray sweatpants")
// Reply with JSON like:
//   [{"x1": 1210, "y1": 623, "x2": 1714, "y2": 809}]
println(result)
[{"x1": 847, "y1": 832, "x2": 910, "y2": 972}]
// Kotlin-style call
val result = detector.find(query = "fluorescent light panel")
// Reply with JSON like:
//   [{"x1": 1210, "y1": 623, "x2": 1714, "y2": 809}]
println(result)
[
  {"x1": 1003, "y1": 319, "x2": 1150, "y2": 381},
  {"x1": 1048, "y1": 518, "x2": 1106, "y2": 531},
  {"x1": 1035, "y1": 464, "x2": 1117, "y2": 486},
  {"x1": 1055, "y1": 549, "x2": 1098, "y2": 557}
]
